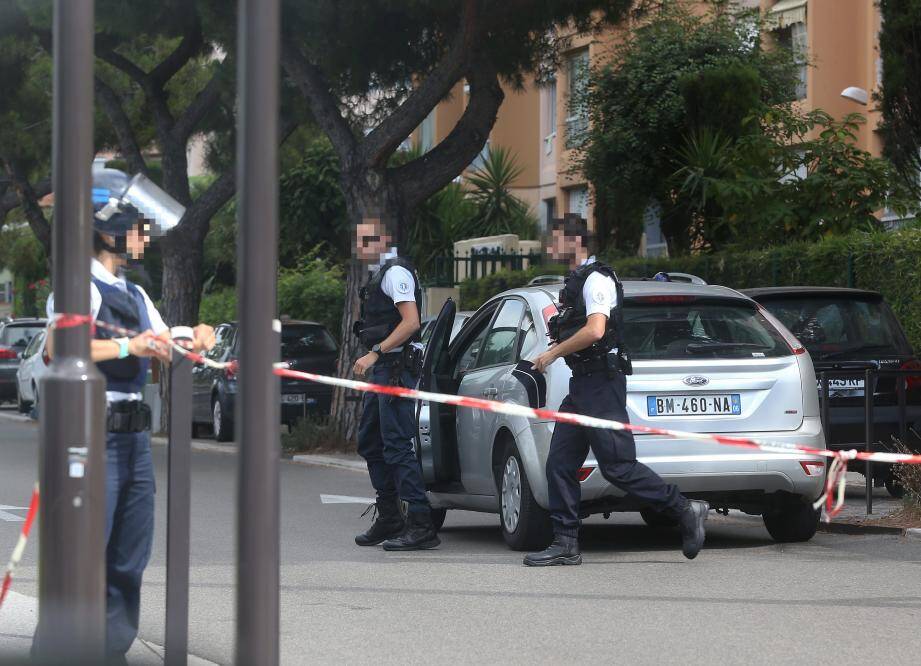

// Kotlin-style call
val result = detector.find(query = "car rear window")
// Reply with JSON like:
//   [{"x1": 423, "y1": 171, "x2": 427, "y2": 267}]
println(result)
[
  {"x1": 281, "y1": 324, "x2": 337, "y2": 357},
  {"x1": 757, "y1": 296, "x2": 907, "y2": 358},
  {"x1": 0, "y1": 325, "x2": 45, "y2": 349},
  {"x1": 622, "y1": 297, "x2": 790, "y2": 360}
]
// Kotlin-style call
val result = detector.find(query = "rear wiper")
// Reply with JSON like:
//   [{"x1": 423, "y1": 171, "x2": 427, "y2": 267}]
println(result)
[
  {"x1": 686, "y1": 342, "x2": 771, "y2": 354},
  {"x1": 818, "y1": 344, "x2": 893, "y2": 360}
]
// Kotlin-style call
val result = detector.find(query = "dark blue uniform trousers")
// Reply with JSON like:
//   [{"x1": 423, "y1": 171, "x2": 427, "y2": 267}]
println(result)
[
  {"x1": 547, "y1": 373, "x2": 687, "y2": 537},
  {"x1": 105, "y1": 430, "x2": 155, "y2": 657},
  {"x1": 357, "y1": 360, "x2": 429, "y2": 512}
]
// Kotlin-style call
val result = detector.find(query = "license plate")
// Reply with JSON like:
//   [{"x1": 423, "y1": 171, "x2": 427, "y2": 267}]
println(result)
[
  {"x1": 281, "y1": 394, "x2": 308, "y2": 404},
  {"x1": 816, "y1": 378, "x2": 864, "y2": 395},
  {"x1": 647, "y1": 394, "x2": 741, "y2": 417}
]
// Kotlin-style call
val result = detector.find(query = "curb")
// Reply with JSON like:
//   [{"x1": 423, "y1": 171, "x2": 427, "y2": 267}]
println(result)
[
  {"x1": 0, "y1": 411, "x2": 34, "y2": 424},
  {"x1": 291, "y1": 453, "x2": 366, "y2": 472},
  {"x1": 817, "y1": 521, "x2": 921, "y2": 537},
  {"x1": 905, "y1": 527, "x2": 921, "y2": 541}
]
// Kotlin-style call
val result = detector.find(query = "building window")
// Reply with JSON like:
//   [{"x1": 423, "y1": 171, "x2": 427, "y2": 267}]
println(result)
[
  {"x1": 565, "y1": 49, "x2": 590, "y2": 149},
  {"x1": 542, "y1": 198, "x2": 556, "y2": 231},
  {"x1": 769, "y1": 1, "x2": 808, "y2": 100},
  {"x1": 567, "y1": 187, "x2": 588, "y2": 219},
  {"x1": 544, "y1": 77, "x2": 557, "y2": 155}
]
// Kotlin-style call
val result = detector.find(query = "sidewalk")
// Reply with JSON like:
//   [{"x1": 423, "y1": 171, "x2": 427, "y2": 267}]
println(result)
[{"x1": 0, "y1": 591, "x2": 218, "y2": 665}]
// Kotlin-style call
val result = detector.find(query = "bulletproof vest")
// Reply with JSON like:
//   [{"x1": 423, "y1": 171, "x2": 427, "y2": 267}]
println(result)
[
  {"x1": 356, "y1": 257, "x2": 423, "y2": 348},
  {"x1": 549, "y1": 261, "x2": 625, "y2": 367},
  {"x1": 92, "y1": 277, "x2": 151, "y2": 394}
]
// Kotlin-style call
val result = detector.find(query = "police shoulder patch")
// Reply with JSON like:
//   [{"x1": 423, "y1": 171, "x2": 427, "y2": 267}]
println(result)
[
  {"x1": 592, "y1": 288, "x2": 608, "y2": 305},
  {"x1": 398, "y1": 280, "x2": 411, "y2": 294}
]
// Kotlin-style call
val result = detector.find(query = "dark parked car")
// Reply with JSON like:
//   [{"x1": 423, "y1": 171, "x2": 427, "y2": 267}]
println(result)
[
  {"x1": 0, "y1": 318, "x2": 47, "y2": 403},
  {"x1": 744, "y1": 287, "x2": 921, "y2": 493},
  {"x1": 192, "y1": 319, "x2": 338, "y2": 441}
]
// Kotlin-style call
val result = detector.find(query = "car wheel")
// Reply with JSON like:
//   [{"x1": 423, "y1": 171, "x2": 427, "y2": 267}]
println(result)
[
  {"x1": 498, "y1": 443, "x2": 552, "y2": 551},
  {"x1": 212, "y1": 396, "x2": 233, "y2": 442},
  {"x1": 885, "y1": 472, "x2": 905, "y2": 499},
  {"x1": 640, "y1": 508, "x2": 679, "y2": 528},
  {"x1": 762, "y1": 501, "x2": 820, "y2": 543},
  {"x1": 16, "y1": 386, "x2": 32, "y2": 414}
]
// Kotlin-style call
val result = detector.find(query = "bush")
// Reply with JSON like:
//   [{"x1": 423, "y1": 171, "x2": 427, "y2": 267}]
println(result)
[
  {"x1": 281, "y1": 415, "x2": 353, "y2": 454},
  {"x1": 198, "y1": 256, "x2": 345, "y2": 335},
  {"x1": 602, "y1": 226, "x2": 921, "y2": 351},
  {"x1": 460, "y1": 264, "x2": 567, "y2": 310}
]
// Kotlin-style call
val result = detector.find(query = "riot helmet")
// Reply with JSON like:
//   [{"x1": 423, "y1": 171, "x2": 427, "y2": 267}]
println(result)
[{"x1": 92, "y1": 163, "x2": 185, "y2": 239}]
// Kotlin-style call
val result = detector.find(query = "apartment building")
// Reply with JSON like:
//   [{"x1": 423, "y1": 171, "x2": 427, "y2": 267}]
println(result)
[{"x1": 415, "y1": 0, "x2": 883, "y2": 239}]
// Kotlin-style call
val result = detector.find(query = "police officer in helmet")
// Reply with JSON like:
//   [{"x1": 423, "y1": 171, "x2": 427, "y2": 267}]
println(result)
[
  {"x1": 42, "y1": 164, "x2": 215, "y2": 663},
  {"x1": 524, "y1": 215, "x2": 708, "y2": 566},
  {"x1": 352, "y1": 217, "x2": 439, "y2": 551}
]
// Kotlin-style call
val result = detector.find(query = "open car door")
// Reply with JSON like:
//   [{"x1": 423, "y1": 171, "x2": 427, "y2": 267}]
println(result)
[{"x1": 417, "y1": 298, "x2": 461, "y2": 486}]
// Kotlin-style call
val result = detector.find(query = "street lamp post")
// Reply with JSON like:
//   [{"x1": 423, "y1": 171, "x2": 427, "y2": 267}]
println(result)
[
  {"x1": 235, "y1": 0, "x2": 281, "y2": 663},
  {"x1": 34, "y1": 0, "x2": 107, "y2": 662}
]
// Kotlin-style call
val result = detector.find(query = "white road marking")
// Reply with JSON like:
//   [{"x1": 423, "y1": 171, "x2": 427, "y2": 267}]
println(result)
[
  {"x1": 0, "y1": 504, "x2": 28, "y2": 522},
  {"x1": 320, "y1": 494, "x2": 375, "y2": 505}
]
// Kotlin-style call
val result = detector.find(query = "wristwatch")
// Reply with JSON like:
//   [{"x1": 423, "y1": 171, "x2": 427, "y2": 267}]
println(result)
[{"x1": 371, "y1": 343, "x2": 383, "y2": 355}]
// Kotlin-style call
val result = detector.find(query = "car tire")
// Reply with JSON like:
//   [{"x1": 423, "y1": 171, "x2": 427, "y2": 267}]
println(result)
[
  {"x1": 497, "y1": 442, "x2": 552, "y2": 551},
  {"x1": 640, "y1": 508, "x2": 679, "y2": 528},
  {"x1": 885, "y1": 472, "x2": 905, "y2": 499},
  {"x1": 16, "y1": 387, "x2": 32, "y2": 414},
  {"x1": 762, "y1": 502, "x2": 820, "y2": 543},
  {"x1": 212, "y1": 396, "x2": 233, "y2": 442}
]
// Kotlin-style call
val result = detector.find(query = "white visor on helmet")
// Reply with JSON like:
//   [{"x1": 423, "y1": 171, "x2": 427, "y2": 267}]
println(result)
[{"x1": 120, "y1": 173, "x2": 186, "y2": 236}]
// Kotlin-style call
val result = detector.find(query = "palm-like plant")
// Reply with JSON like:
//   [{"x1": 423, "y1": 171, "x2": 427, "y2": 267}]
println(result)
[{"x1": 467, "y1": 146, "x2": 538, "y2": 239}]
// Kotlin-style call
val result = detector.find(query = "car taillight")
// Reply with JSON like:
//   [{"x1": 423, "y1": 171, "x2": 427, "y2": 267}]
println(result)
[
  {"x1": 900, "y1": 359, "x2": 921, "y2": 391},
  {"x1": 225, "y1": 362, "x2": 238, "y2": 380},
  {"x1": 42, "y1": 350, "x2": 51, "y2": 365},
  {"x1": 578, "y1": 466, "x2": 595, "y2": 482},
  {"x1": 0, "y1": 346, "x2": 17, "y2": 360},
  {"x1": 799, "y1": 461, "x2": 825, "y2": 477},
  {"x1": 542, "y1": 304, "x2": 558, "y2": 326},
  {"x1": 757, "y1": 305, "x2": 806, "y2": 355}
]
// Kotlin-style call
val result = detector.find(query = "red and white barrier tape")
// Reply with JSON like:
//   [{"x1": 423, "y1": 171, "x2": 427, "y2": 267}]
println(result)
[{"x1": 0, "y1": 483, "x2": 40, "y2": 610}]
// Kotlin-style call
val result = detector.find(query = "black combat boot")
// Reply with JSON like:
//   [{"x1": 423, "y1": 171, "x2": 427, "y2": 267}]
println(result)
[
  {"x1": 381, "y1": 509, "x2": 440, "y2": 551},
  {"x1": 678, "y1": 500, "x2": 709, "y2": 559},
  {"x1": 522, "y1": 534, "x2": 582, "y2": 567},
  {"x1": 355, "y1": 498, "x2": 405, "y2": 546}
]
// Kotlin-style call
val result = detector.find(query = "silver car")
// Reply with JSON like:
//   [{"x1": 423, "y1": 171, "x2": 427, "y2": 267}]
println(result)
[{"x1": 417, "y1": 281, "x2": 826, "y2": 550}]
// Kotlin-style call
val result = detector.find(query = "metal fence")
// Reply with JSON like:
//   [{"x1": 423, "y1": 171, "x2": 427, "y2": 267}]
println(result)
[{"x1": 425, "y1": 249, "x2": 543, "y2": 287}]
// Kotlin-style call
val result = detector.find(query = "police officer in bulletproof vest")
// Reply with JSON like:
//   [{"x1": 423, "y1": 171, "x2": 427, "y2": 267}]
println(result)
[
  {"x1": 523, "y1": 215, "x2": 708, "y2": 567},
  {"x1": 351, "y1": 218, "x2": 439, "y2": 551},
  {"x1": 43, "y1": 165, "x2": 215, "y2": 664}
]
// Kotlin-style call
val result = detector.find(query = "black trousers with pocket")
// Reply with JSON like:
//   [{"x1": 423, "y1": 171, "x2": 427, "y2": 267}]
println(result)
[{"x1": 546, "y1": 372, "x2": 688, "y2": 538}]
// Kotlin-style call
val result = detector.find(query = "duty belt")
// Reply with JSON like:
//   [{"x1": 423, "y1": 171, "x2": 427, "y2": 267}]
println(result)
[
  {"x1": 568, "y1": 351, "x2": 633, "y2": 378},
  {"x1": 107, "y1": 400, "x2": 152, "y2": 433}
]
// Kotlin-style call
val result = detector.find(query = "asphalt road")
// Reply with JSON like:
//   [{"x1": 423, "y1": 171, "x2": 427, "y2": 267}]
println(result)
[{"x1": 1, "y1": 407, "x2": 920, "y2": 665}]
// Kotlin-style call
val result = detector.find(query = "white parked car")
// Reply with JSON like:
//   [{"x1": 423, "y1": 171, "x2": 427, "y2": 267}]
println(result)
[
  {"x1": 16, "y1": 328, "x2": 49, "y2": 415},
  {"x1": 417, "y1": 281, "x2": 827, "y2": 550}
]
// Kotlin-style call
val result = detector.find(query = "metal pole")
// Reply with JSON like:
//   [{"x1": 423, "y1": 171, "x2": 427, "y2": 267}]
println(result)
[
  {"x1": 235, "y1": 0, "x2": 280, "y2": 662},
  {"x1": 864, "y1": 368, "x2": 873, "y2": 515},
  {"x1": 35, "y1": 0, "x2": 107, "y2": 662},
  {"x1": 165, "y1": 350, "x2": 193, "y2": 666}
]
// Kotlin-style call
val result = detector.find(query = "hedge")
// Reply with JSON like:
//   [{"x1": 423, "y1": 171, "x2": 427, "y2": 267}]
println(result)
[{"x1": 460, "y1": 227, "x2": 921, "y2": 351}]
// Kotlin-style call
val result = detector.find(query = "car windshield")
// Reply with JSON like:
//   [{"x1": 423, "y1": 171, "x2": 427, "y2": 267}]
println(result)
[
  {"x1": 0, "y1": 325, "x2": 45, "y2": 349},
  {"x1": 281, "y1": 324, "x2": 337, "y2": 357},
  {"x1": 758, "y1": 296, "x2": 906, "y2": 358},
  {"x1": 622, "y1": 298, "x2": 790, "y2": 360}
]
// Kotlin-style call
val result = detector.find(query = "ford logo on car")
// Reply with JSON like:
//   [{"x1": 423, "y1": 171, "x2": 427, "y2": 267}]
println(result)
[{"x1": 683, "y1": 375, "x2": 709, "y2": 387}]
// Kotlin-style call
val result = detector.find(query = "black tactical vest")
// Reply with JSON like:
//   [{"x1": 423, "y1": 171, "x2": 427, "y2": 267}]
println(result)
[
  {"x1": 355, "y1": 257, "x2": 423, "y2": 348},
  {"x1": 548, "y1": 261, "x2": 625, "y2": 367}
]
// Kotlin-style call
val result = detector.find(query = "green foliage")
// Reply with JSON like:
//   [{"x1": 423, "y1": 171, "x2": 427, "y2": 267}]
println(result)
[
  {"x1": 467, "y1": 147, "x2": 539, "y2": 239},
  {"x1": 277, "y1": 256, "x2": 346, "y2": 334},
  {"x1": 407, "y1": 183, "x2": 478, "y2": 275},
  {"x1": 599, "y1": 226, "x2": 921, "y2": 352},
  {"x1": 877, "y1": 0, "x2": 921, "y2": 198},
  {"x1": 198, "y1": 254, "x2": 346, "y2": 336},
  {"x1": 580, "y1": 1, "x2": 800, "y2": 251},
  {"x1": 0, "y1": 223, "x2": 47, "y2": 317},
  {"x1": 281, "y1": 415, "x2": 353, "y2": 454},
  {"x1": 459, "y1": 264, "x2": 567, "y2": 311},
  {"x1": 197, "y1": 287, "x2": 237, "y2": 327},
  {"x1": 673, "y1": 109, "x2": 917, "y2": 248}
]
